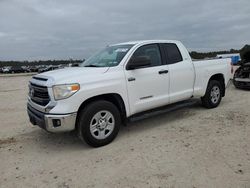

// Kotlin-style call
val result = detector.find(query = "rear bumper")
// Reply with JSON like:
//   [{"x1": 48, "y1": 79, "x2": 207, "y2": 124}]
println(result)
[{"x1": 27, "y1": 104, "x2": 77, "y2": 133}]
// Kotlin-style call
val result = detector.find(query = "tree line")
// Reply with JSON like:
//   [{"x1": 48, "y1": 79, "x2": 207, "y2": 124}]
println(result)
[
  {"x1": 189, "y1": 49, "x2": 240, "y2": 59},
  {"x1": 190, "y1": 44, "x2": 250, "y2": 60},
  {"x1": 0, "y1": 59, "x2": 84, "y2": 68}
]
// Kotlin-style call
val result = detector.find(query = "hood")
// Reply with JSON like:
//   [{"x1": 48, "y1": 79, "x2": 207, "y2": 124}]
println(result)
[{"x1": 36, "y1": 67, "x2": 109, "y2": 85}]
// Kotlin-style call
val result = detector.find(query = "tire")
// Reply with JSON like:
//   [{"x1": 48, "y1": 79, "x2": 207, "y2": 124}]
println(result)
[
  {"x1": 201, "y1": 80, "x2": 222, "y2": 109},
  {"x1": 77, "y1": 100, "x2": 121, "y2": 147}
]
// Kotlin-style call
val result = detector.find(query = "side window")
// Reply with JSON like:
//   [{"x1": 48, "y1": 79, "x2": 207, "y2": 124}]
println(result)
[
  {"x1": 163, "y1": 43, "x2": 183, "y2": 64},
  {"x1": 131, "y1": 44, "x2": 162, "y2": 67}
]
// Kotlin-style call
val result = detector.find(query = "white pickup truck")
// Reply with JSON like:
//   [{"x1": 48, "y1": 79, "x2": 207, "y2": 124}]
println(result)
[{"x1": 27, "y1": 40, "x2": 232, "y2": 147}]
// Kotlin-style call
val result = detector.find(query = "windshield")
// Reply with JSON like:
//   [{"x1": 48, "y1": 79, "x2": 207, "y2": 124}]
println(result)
[{"x1": 81, "y1": 44, "x2": 133, "y2": 67}]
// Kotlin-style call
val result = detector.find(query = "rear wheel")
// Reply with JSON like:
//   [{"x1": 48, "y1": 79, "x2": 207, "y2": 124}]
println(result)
[
  {"x1": 201, "y1": 80, "x2": 222, "y2": 108},
  {"x1": 77, "y1": 100, "x2": 121, "y2": 147}
]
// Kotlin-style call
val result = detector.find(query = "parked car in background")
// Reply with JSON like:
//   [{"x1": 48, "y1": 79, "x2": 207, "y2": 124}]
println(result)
[
  {"x1": 29, "y1": 66, "x2": 39, "y2": 72},
  {"x1": 233, "y1": 46, "x2": 250, "y2": 89},
  {"x1": 2, "y1": 67, "x2": 11, "y2": 73},
  {"x1": 21, "y1": 66, "x2": 31, "y2": 73},
  {"x1": 217, "y1": 53, "x2": 241, "y2": 65},
  {"x1": 233, "y1": 62, "x2": 250, "y2": 89},
  {"x1": 9, "y1": 66, "x2": 24, "y2": 73},
  {"x1": 38, "y1": 65, "x2": 59, "y2": 73}
]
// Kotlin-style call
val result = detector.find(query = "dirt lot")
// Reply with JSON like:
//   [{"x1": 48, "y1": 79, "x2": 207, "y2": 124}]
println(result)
[{"x1": 0, "y1": 75, "x2": 250, "y2": 188}]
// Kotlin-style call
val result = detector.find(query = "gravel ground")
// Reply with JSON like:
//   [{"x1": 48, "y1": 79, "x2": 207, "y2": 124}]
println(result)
[{"x1": 0, "y1": 75, "x2": 249, "y2": 188}]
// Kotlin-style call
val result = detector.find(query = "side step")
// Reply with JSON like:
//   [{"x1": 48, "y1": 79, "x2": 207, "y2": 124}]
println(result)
[{"x1": 128, "y1": 99, "x2": 198, "y2": 122}]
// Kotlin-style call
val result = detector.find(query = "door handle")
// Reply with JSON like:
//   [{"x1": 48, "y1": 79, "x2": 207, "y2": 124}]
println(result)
[
  {"x1": 158, "y1": 70, "x2": 169, "y2": 74},
  {"x1": 128, "y1": 77, "x2": 136, "y2": 82}
]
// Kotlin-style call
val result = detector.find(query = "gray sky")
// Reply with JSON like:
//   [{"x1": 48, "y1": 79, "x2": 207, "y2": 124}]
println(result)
[{"x1": 0, "y1": 0, "x2": 249, "y2": 60}]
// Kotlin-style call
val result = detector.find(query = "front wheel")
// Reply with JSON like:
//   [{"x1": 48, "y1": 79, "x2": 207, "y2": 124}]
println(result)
[
  {"x1": 201, "y1": 80, "x2": 222, "y2": 108},
  {"x1": 77, "y1": 100, "x2": 121, "y2": 147}
]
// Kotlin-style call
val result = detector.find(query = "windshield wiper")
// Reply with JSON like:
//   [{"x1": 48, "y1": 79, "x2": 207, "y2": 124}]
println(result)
[{"x1": 84, "y1": 65, "x2": 102, "y2": 67}]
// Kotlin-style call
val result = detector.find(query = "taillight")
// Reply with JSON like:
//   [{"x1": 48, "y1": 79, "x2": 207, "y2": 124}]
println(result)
[{"x1": 230, "y1": 61, "x2": 234, "y2": 74}]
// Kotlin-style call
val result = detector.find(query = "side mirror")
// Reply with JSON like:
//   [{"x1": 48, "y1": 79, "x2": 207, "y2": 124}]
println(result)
[{"x1": 127, "y1": 56, "x2": 151, "y2": 70}]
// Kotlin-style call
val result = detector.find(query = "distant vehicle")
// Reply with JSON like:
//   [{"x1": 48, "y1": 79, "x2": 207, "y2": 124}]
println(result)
[
  {"x1": 2, "y1": 67, "x2": 11, "y2": 73},
  {"x1": 37, "y1": 67, "x2": 47, "y2": 73},
  {"x1": 233, "y1": 48, "x2": 250, "y2": 89},
  {"x1": 9, "y1": 66, "x2": 24, "y2": 73},
  {"x1": 38, "y1": 65, "x2": 59, "y2": 73},
  {"x1": 29, "y1": 66, "x2": 39, "y2": 72},
  {"x1": 27, "y1": 40, "x2": 232, "y2": 147},
  {"x1": 217, "y1": 53, "x2": 241, "y2": 65},
  {"x1": 68, "y1": 63, "x2": 81, "y2": 67},
  {"x1": 21, "y1": 66, "x2": 31, "y2": 73},
  {"x1": 72, "y1": 63, "x2": 80, "y2": 67}
]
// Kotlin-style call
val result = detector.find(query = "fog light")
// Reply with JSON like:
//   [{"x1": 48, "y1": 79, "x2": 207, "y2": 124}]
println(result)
[{"x1": 52, "y1": 119, "x2": 61, "y2": 127}]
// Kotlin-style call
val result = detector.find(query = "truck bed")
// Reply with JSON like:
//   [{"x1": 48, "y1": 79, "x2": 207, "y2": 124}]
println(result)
[{"x1": 192, "y1": 58, "x2": 232, "y2": 97}]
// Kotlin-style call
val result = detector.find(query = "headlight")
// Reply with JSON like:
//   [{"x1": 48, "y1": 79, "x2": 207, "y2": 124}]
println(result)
[{"x1": 52, "y1": 84, "x2": 80, "y2": 100}]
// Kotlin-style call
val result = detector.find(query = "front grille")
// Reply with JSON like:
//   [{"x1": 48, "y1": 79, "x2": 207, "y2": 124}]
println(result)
[{"x1": 29, "y1": 83, "x2": 50, "y2": 106}]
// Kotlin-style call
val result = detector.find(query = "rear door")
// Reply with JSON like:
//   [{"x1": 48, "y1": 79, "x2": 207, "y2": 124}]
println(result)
[
  {"x1": 125, "y1": 44, "x2": 170, "y2": 115},
  {"x1": 160, "y1": 43, "x2": 195, "y2": 103}
]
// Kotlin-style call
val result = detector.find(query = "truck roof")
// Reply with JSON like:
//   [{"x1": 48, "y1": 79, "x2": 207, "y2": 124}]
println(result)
[{"x1": 113, "y1": 40, "x2": 180, "y2": 46}]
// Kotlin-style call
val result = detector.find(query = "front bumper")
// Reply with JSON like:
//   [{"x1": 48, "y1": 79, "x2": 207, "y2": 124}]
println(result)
[
  {"x1": 233, "y1": 78, "x2": 250, "y2": 89},
  {"x1": 27, "y1": 104, "x2": 77, "y2": 133}
]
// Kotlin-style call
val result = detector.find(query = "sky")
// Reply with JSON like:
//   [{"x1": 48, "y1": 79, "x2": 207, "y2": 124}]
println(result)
[{"x1": 0, "y1": 0, "x2": 249, "y2": 60}]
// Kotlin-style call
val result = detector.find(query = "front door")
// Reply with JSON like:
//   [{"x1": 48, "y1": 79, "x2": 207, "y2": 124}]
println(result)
[{"x1": 125, "y1": 44, "x2": 170, "y2": 115}]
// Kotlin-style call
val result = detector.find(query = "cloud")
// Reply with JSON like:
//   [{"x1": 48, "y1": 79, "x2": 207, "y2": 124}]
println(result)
[
  {"x1": 0, "y1": 32, "x2": 7, "y2": 37},
  {"x1": 0, "y1": 0, "x2": 249, "y2": 60}
]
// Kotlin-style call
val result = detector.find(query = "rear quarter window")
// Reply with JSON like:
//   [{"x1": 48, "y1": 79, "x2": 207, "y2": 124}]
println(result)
[{"x1": 163, "y1": 43, "x2": 183, "y2": 64}]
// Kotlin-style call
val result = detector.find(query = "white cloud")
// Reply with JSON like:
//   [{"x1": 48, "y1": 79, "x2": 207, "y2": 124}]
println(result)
[{"x1": 0, "y1": 32, "x2": 7, "y2": 37}]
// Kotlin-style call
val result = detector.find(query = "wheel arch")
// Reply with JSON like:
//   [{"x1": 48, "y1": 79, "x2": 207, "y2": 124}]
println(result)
[
  {"x1": 207, "y1": 73, "x2": 225, "y2": 97},
  {"x1": 76, "y1": 93, "x2": 127, "y2": 126}
]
